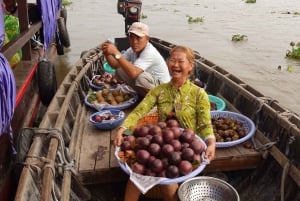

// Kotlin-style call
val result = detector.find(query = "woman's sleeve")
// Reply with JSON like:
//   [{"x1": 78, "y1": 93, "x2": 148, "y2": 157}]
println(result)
[{"x1": 196, "y1": 90, "x2": 215, "y2": 141}]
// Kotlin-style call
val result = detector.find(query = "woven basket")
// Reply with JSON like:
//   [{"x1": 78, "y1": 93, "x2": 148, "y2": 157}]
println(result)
[{"x1": 137, "y1": 113, "x2": 159, "y2": 127}]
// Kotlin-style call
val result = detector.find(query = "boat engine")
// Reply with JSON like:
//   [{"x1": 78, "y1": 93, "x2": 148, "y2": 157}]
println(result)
[{"x1": 117, "y1": 0, "x2": 142, "y2": 35}]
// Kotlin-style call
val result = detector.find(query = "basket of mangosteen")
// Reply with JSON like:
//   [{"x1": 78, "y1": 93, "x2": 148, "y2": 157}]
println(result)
[
  {"x1": 211, "y1": 111, "x2": 256, "y2": 148},
  {"x1": 115, "y1": 117, "x2": 210, "y2": 189},
  {"x1": 89, "y1": 73, "x2": 123, "y2": 90}
]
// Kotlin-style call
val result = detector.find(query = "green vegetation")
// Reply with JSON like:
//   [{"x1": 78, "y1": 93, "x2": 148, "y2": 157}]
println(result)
[
  {"x1": 245, "y1": 0, "x2": 256, "y2": 3},
  {"x1": 187, "y1": 15, "x2": 204, "y2": 23},
  {"x1": 286, "y1": 41, "x2": 300, "y2": 59},
  {"x1": 287, "y1": 66, "x2": 293, "y2": 72},
  {"x1": 282, "y1": 11, "x2": 300, "y2": 15},
  {"x1": 141, "y1": 13, "x2": 148, "y2": 19},
  {"x1": 231, "y1": 34, "x2": 248, "y2": 41},
  {"x1": 62, "y1": 0, "x2": 72, "y2": 6}
]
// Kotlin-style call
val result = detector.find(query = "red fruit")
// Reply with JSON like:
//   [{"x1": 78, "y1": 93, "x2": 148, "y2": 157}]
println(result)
[
  {"x1": 93, "y1": 115, "x2": 103, "y2": 122},
  {"x1": 181, "y1": 128, "x2": 195, "y2": 142},
  {"x1": 181, "y1": 142, "x2": 190, "y2": 149},
  {"x1": 170, "y1": 126, "x2": 182, "y2": 139},
  {"x1": 151, "y1": 135, "x2": 164, "y2": 146},
  {"x1": 168, "y1": 152, "x2": 181, "y2": 165},
  {"x1": 190, "y1": 139, "x2": 205, "y2": 154},
  {"x1": 166, "y1": 165, "x2": 179, "y2": 178},
  {"x1": 162, "y1": 129, "x2": 175, "y2": 143},
  {"x1": 157, "y1": 121, "x2": 167, "y2": 129},
  {"x1": 157, "y1": 170, "x2": 166, "y2": 178},
  {"x1": 132, "y1": 162, "x2": 145, "y2": 174},
  {"x1": 181, "y1": 148, "x2": 195, "y2": 162},
  {"x1": 166, "y1": 119, "x2": 180, "y2": 128},
  {"x1": 150, "y1": 158, "x2": 164, "y2": 173},
  {"x1": 178, "y1": 160, "x2": 193, "y2": 175},
  {"x1": 162, "y1": 144, "x2": 174, "y2": 157},
  {"x1": 136, "y1": 149, "x2": 150, "y2": 164},
  {"x1": 180, "y1": 132, "x2": 194, "y2": 143},
  {"x1": 148, "y1": 143, "x2": 161, "y2": 156},
  {"x1": 120, "y1": 140, "x2": 131, "y2": 151},
  {"x1": 144, "y1": 168, "x2": 156, "y2": 176},
  {"x1": 134, "y1": 125, "x2": 150, "y2": 137},
  {"x1": 136, "y1": 137, "x2": 150, "y2": 150},
  {"x1": 193, "y1": 154, "x2": 202, "y2": 164},
  {"x1": 124, "y1": 135, "x2": 135, "y2": 143},
  {"x1": 170, "y1": 139, "x2": 182, "y2": 152},
  {"x1": 149, "y1": 125, "x2": 162, "y2": 136},
  {"x1": 147, "y1": 155, "x2": 156, "y2": 167},
  {"x1": 161, "y1": 158, "x2": 169, "y2": 168},
  {"x1": 145, "y1": 134, "x2": 153, "y2": 141}
]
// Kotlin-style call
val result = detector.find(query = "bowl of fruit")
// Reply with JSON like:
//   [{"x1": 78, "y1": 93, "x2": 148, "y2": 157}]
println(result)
[
  {"x1": 85, "y1": 88, "x2": 139, "y2": 110},
  {"x1": 90, "y1": 73, "x2": 123, "y2": 90},
  {"x1": 115, "y1": 119, "x2": 209, "y2": 185},
  {"x1": 89, "y1": 109, "x2": 125, "y2": 130},
  {"x1": 211, "y1": 111, "x2": 256, "y2": 148}
]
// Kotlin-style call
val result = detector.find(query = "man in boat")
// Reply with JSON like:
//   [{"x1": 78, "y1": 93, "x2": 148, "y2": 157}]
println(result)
[{"x1": 101, "y1": 22, "x2": 171, "y2": 97}]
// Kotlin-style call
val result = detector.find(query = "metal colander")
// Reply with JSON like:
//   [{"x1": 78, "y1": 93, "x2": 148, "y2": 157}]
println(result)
[{"x1": 178, "y1": 176, "x2": 240, "y2": 201}]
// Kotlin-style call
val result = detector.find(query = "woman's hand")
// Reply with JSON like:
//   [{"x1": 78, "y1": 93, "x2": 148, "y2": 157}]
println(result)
[
  {"x1": 114, "y1": 127, "x2": 126, "y2": 146},
  {"x1": 204, "y1": 138, "x2": 216, "y2": 162}
]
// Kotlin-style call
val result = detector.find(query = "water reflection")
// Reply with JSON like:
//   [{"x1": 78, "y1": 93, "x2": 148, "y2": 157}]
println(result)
[{"x1": 56, "y1": 0, "x2": 300, "y2": 115}]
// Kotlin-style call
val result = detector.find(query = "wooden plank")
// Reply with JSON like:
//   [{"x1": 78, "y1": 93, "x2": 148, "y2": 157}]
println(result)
[
  {"x1": 78, "y1": 110, "x2": 111, "y2": 172},
  {"x1": 77, "y1": 106, "x2": 262, "y2": 184},
  {"x1": 110, "y1": 129, "x2": 119, "y2": 167},
  {"x1": 205, "y1": 143, "x2": 261, "y2": 172}
]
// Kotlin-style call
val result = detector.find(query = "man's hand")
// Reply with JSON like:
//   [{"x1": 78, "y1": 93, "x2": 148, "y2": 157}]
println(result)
[{"x1": 101, "y1": 42, "x2": 120, "y2": 57}]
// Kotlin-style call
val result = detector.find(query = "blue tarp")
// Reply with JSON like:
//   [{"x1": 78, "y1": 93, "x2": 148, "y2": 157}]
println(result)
[
  {"x1": 38, "y1": 0, "x2": 61, "y2": 49},
  {"x1": 0, "y1": 7, "x2": 16, "y2": 147}
]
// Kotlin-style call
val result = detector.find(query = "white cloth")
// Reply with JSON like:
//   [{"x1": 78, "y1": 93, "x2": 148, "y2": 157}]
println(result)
[
  {"x1": 122, "y1": 42, "x2": 171, "y2": 83},
  {"x1": 125, "y1": 163, "x2": 168, "y2": 194}
]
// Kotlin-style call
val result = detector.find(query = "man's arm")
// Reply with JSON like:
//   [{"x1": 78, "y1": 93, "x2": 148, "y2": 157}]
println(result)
[{"x1": 102, "y1": 42, "x2": 143, "y2": 79}]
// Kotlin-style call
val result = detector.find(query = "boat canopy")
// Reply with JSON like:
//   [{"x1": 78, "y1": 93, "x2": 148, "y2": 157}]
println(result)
[
  {"x1": 0, "y1": 8, "x2": 16, "y2": 145},
  {"x1": 38, "y1": 0, "x2": 62, "y2": 49}
]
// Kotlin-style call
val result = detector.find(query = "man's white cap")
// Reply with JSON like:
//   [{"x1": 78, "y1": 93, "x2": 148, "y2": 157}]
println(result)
[{"x1": 128, "y1": 22, "x2": 149, "y2": 37}]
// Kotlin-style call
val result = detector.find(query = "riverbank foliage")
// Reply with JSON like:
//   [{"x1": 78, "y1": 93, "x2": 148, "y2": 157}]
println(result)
[
  {"x1": 62, "y1": 0, "x2": 72, "y2": 6},
  {"x1": 245, "y1": 0, "x2": 256, "y2": 3},
  {"x1": 232, "y1": 34, "x2": 248, "y2": 42},
  {"x1": 187, "y1": 15, "x2": 204, "y2": 23},
  {"x1": 286, "y1": 41, "x2": 300, "y2": 59}
]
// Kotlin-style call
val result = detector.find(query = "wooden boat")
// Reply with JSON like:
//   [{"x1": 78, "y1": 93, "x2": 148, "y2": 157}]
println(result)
[
  {"x1": 13, "y1": 1, "x2": 300, "y2": 201},
  {"x1": 0, "y1": 0, "x2": 70, "y2": 200},
  {"x1": 12, "y1": 35, "x2": 300, "y2": 200}
]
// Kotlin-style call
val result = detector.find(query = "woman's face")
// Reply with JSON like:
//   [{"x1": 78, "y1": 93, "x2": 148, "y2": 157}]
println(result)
[{"x1": 167, "y1": 51, "x2": 193, "y2": 80}]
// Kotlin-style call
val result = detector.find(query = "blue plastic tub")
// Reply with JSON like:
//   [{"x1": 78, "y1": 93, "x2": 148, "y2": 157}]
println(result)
[{"x1": 208, "y1": 95, "x2": 226, "y2": 111}]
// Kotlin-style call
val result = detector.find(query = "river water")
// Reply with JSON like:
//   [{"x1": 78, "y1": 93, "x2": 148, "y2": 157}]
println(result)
[{"x1": 55, "y1": 0, "x2": 300, "y2": 115}]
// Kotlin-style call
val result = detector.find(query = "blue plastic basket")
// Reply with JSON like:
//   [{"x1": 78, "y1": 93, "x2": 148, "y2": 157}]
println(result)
[
  {"x1": 115, "y1": 135, "x2": 209, "y2": 185},
  {"x1": 211, "y1": 111, "x2": 256, "y2": 148},
  {"x1": 84, "y1": 90, "x2": 139, "y2": 111},
  {"x1": 104, "y1": 62, "x2": 115, "y2": 74},
  {"x1": 89, "y1": 109, "x2": 125, "y2": 130},
  {"x1": 208, "y1": 95, "x2": 226, "y2": 111}
]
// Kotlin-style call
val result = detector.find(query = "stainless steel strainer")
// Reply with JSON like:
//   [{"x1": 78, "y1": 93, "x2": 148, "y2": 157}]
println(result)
[{"x1": 178, "y1": 176, "x2": 240, "y2": 201}]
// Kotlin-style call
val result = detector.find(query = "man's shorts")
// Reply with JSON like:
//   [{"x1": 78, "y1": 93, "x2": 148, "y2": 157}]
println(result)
[{"x1": 116, "y1": 68, "x2": 159, "y2": 93}]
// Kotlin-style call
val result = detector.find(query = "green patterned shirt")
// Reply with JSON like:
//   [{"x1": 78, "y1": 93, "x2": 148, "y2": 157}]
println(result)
[{"x1": 121, "y1": 80, "x2": 215, "y2": 141}]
